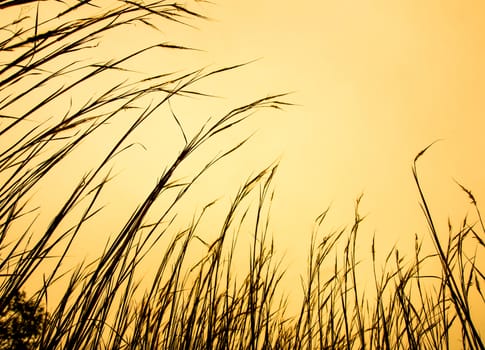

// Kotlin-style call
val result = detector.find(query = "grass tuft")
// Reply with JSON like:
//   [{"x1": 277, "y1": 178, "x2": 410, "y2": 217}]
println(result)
[{"x1": 0, "y1": 2, "x2": 483, "y2": 349}]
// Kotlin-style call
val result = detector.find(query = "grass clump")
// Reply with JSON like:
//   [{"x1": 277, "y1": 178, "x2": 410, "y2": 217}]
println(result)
[{"x1": 0, "y1": 1, "x2": 484, "y2": 349}]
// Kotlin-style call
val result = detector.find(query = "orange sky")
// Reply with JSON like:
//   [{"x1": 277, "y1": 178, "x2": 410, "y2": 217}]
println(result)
[
  {"x1": 155, "y1": 0, "x2": 485, "y2": 263},
  {"x1": 6, "y1": 0, "x2": 485, "y2": 320}
]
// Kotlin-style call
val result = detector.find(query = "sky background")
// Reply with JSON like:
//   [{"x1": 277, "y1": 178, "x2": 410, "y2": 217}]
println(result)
[
  {"x1": 160, "y1": 0, "x2": 485, "y2": 261},
  {"x1": 7, "y1": 0, "x2": 485, "y2": 317}
]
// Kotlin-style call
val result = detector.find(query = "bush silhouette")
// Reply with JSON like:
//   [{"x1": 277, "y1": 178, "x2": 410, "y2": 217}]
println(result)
[{"x1": 0, "y1": 290, "x2": 46, "y2": 350}]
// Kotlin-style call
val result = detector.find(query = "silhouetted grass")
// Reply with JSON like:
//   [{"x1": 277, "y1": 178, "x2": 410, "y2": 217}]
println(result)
[{"x1": 1, "y1": 1, "x2": 484, "y2": 349}]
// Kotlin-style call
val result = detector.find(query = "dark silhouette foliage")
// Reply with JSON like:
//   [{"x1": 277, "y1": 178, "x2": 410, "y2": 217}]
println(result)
[{"x1": 0, "y1": 290, "x2": 46, "y2": 350}]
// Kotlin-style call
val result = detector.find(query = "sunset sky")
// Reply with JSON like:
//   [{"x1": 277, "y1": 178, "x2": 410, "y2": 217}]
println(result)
[
  {"x1": 6, "y1": 0, "x2": 485, "y2": 316},
  {"x1": 157, "y1": 0, "x2": 485, "y2": 263}
]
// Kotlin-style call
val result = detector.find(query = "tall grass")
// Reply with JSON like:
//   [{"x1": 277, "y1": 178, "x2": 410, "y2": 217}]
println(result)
[{"x1": 0, "y1": 1, "x2": 484, "y2": 349}]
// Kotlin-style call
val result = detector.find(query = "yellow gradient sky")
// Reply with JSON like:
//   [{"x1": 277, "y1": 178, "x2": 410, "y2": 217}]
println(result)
[
  {"x1": 159, "y1": 1, "x2": 485, "y2": 261},
  {"x1": 6, "y1": 0, "x2": 485, "y2": 317}
]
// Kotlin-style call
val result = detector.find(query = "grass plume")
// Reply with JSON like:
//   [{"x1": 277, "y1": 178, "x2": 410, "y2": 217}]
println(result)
[{"x1": 0, "y1": 1, "x2": 483, "y2": 349}]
